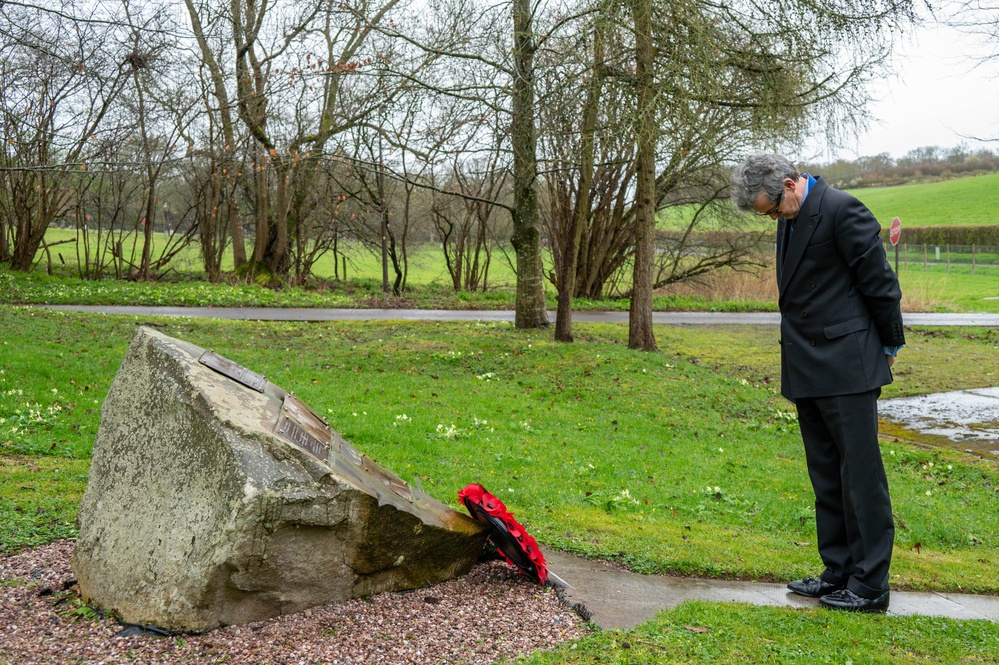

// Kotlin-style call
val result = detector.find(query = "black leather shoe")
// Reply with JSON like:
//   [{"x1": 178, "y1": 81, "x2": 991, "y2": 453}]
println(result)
[
  {"x1": 819, "y1": 588, "x2": 890, "y2": 613},
  {"x1": 787, "y1": 577, "x2": 845, "y2": 598}
]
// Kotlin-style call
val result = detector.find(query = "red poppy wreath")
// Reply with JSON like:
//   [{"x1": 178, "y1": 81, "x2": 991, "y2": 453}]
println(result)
[{"x1": 458, "y1": 483, "x2": 548, "y2": 584}]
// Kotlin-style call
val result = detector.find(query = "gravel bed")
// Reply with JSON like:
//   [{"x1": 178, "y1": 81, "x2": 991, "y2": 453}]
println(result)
[{"x1": 1, "y1": 540, "x2": 588, "y2": 665}]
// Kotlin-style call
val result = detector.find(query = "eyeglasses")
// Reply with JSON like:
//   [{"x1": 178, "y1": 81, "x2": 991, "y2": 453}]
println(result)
[{"x1": 757, "y1": 190, "x2": 783, "y2": 217}]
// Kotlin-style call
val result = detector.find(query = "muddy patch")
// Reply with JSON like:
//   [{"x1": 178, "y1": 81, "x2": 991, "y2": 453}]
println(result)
[{"x1": 880, "y1": 387, "x2": 999, "y2": 460}]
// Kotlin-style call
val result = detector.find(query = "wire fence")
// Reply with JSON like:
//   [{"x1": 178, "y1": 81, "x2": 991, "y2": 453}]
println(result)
[{"x1": 882, "y1": 243, "x2": 999, "y2": 273}]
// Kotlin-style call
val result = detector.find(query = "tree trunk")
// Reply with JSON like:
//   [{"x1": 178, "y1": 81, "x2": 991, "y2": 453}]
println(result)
[
  {"x1": 183, "y1": 0, "x2": 246, "y2": 269},
  {"x1": 555, "y1": 19, "x2": 604, "y2": 342},
  {"x1": 0, "y1": 215, "x2": 9, "y2": 263},
  {"x1": 251, "y1": 144, "x2": 269, "y2": 266},
  {"x1": 510, "y1": 0, "x2": 550, "y2": 329},
  {"x1": 270, "y1": 164, "x2": 291, "y2": 274},
  {"x1": 627, "y1": 0, "x2": 657, "y2": 351},
  {"x1": 131, "y1": 62, "x2": 156, "y2": 280}
]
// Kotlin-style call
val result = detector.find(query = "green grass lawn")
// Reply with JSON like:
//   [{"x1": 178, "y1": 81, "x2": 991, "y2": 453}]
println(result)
[
  {"x1": 1, "y1": 264, "x2": 781, "y2": 313},
  {"x1": 897, "y1": 264, "x2": 999, "y2": 312},
  {"x1": 36, "y1": 227, "x2": 523, "y2": 288},
  {"x1": 2, "y1": 309, "x2": 997, "y2": 585},
  {"x1": 521, "y1": 601, "x2": 999, "y2": 663},
  {"x1": 847, "y1": 172, "x2": 999, "y2": 228},
  {"x1": 2, "y1": 308, "x2": 998, "y2": 661},
  {"x1": 5, "y1": 261, "x2": 999, "y2": 314},
  {"x1": 6, "y1": 180, "x2": 999, "y2": 662},
  {"x1": 657, "y1": 171, "x2": 999, "y2": 236}
]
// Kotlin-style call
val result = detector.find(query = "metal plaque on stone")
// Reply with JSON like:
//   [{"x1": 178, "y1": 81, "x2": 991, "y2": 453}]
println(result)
[
  {"x1": 274, "y1": 394, "x2": 332, "y2": 464},
  {"x1": 336, "y1": 437, "x2": 364, "y2": 468},
  {"x1": 362, "y1": 448, "x2": 413, "y2": 501},
  {"x1": 372, "y1": 468, "x2": 413, "y2": 502},
  {"x1": 199, "y1": 350, "x2": 267, "y2": 393},
  {"x1": 332, "y1": 437, "x2": 413, "y2": 502}
]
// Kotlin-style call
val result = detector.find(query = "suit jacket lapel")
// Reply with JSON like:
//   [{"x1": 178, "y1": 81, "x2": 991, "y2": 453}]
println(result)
[
  {"x1": 777, "y1": 178, "x2": 826, "y2": 295},
  {"x1": 776, "y1": 217, "x2": 789, "y2": 285}
]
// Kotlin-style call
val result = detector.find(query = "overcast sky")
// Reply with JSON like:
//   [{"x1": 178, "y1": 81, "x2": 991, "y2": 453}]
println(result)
[{"x1": 805, "y1": 21, "x2": 999, "y2": 163}]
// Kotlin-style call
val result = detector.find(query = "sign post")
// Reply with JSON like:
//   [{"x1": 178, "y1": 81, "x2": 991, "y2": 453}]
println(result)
[{"x1": 889, "y1": 216, "x2": 902, "y2": 274}]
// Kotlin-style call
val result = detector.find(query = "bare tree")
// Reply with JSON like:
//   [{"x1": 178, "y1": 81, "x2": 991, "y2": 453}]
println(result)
[
  {"x1": 626, "y1": 0, "x2": 657, "y2": 350},
  {"x1": 945, "y1": 0, "x2": 999, "y2": 83},
  {"x1": 429, "y1": 160, "x2": 506, "y2": 292},
  {"x1": 0, "y1": 0, "x2": 136, "y2": 271},
  {"x1": 549, "y1": 15, "x2": 605, "y2": 342},
  {"x1": 184, "y1": 145, "x2": 245, "y2": 282},
  {"x1": 373, "y1": 0, "x2": 554, "y2": 326},
  {"x1": 73, "y1": 151, "x2": 140, "y2": 279},
  {"x1": 334, "y1": 124, "x2": 410, "y2": 295},
  {"x1": 182, "y1": 0, "x2": 249, "y2": 268},
  {"x1": 408, "y1": 96, "x2": 509, "y2": 293},
  {"x1": 180, "y1": 0, "x2": 406, "y2": 280},
  {"x1": 537, "y1": 0, "x2": 917, "y2": 348},
  {"x1": 115, "y1": 1, "x2": 199, "y2": 280}
]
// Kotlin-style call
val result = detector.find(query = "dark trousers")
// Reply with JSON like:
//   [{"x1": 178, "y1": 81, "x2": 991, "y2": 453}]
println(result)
[{"x1": 795, "y1": 388, "x2": 894, "y2": 598}]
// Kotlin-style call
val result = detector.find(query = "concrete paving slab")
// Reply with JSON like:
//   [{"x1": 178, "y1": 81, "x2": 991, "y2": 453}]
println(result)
[
  {"x1": 887, "y1": 591, "x2": 995, "y2": 621},
  {"x1": 546, "y1": 551, "x2": 999, "y2": 630},
  {"x1": 938, "y1": 592, "x2": 999, "y2": 620},
  {"x1": 754, "y1": 582, "x2": 820, "y2": 610}
]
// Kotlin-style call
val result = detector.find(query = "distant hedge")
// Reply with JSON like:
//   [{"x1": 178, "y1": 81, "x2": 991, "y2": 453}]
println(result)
[
  {"x1": 656, "y1": 229, "x2": 774, "y2": 245},
  {"x1": 888, "y1": 226, "x2": 999, "y2": 246}
]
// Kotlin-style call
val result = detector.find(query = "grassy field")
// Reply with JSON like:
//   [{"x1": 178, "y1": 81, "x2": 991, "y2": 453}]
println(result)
[
  {"x1": 2, "y1": 308, "x2": 999, "y2": 661},
  {"x1": 896, "y1": 265, "x2": 999, "y2": 312},
  {"x1": 25, "y1": 170, "x2": 999, "y2": 321},
  {"x1": 847, "y1": 172, "x2": 999, "y2": 228},
  {"x1": 36, "y1": 227, "x2": 524, "y2": 289},
  {"x1": 2, "y1": 311, "x2": 998, "y2": 577},
  {"x1": 2, "y1": 263, "x2": 783, "y2": 312},
  {"x1": 6, "y1": 257, "x2": 999, "y2": 314},
  {"x1": 37, "y1": 171, "x2": 999, "y2": 281},
  {"x1": 657, "y1": 171, "x2": 999, "y2": 232}
]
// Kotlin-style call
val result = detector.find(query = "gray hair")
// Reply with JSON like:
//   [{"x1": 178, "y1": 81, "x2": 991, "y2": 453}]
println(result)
[{"x1": 731, "y1": 154, "x2": 800, "y2": 212}]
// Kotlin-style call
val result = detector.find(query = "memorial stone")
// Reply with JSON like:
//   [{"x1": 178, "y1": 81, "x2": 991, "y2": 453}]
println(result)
[{"x1": 71, "y1": 326, "x2": 487, "y2": 633}]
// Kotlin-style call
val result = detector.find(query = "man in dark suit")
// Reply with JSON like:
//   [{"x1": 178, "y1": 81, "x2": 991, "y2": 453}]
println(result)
[{"x1": 731, "y1": 154, "x2": 905, "y2": 613}]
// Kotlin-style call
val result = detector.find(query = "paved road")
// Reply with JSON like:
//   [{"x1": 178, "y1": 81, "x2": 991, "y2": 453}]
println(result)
[{"x1": 35, "y1": 305, "x2": 999, "y2": 326}]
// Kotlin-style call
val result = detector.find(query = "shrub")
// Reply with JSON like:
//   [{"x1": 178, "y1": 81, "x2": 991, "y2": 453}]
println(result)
[{"x1": 896, "y1": 226, "x2": 999, "y2": 246}]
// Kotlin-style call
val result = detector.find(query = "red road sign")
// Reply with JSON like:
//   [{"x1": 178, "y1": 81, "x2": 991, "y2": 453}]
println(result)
[{"x1": 889, "y1": 217, "x2": 902, "y2": 246}]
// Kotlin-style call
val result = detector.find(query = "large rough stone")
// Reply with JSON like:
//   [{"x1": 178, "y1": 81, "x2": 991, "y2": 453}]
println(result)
[{"x1": 72, "y1": 327, "x2": 487, "y2": 633}]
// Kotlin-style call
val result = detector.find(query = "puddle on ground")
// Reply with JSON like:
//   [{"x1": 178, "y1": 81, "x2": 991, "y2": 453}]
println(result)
[{"x1": 879, "y1": 387, "x2": 999, "y2": 461}]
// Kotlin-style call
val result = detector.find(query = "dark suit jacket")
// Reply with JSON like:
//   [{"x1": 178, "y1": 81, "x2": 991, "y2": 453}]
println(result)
[{"x1": 777, "y1": 176, "x2": 905, "y2": 400}]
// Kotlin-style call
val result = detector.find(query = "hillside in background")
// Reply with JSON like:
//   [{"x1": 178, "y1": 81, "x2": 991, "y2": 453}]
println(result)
[
  {"x1": 660, "y1": 169, "x2": 999, "y2": 232},
  {"x1": 804, "y1": 144, "x2": 999, "y2": 190},
  {"x1": 845, "y1": 172, "x2": 999, "y2": 227}
]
